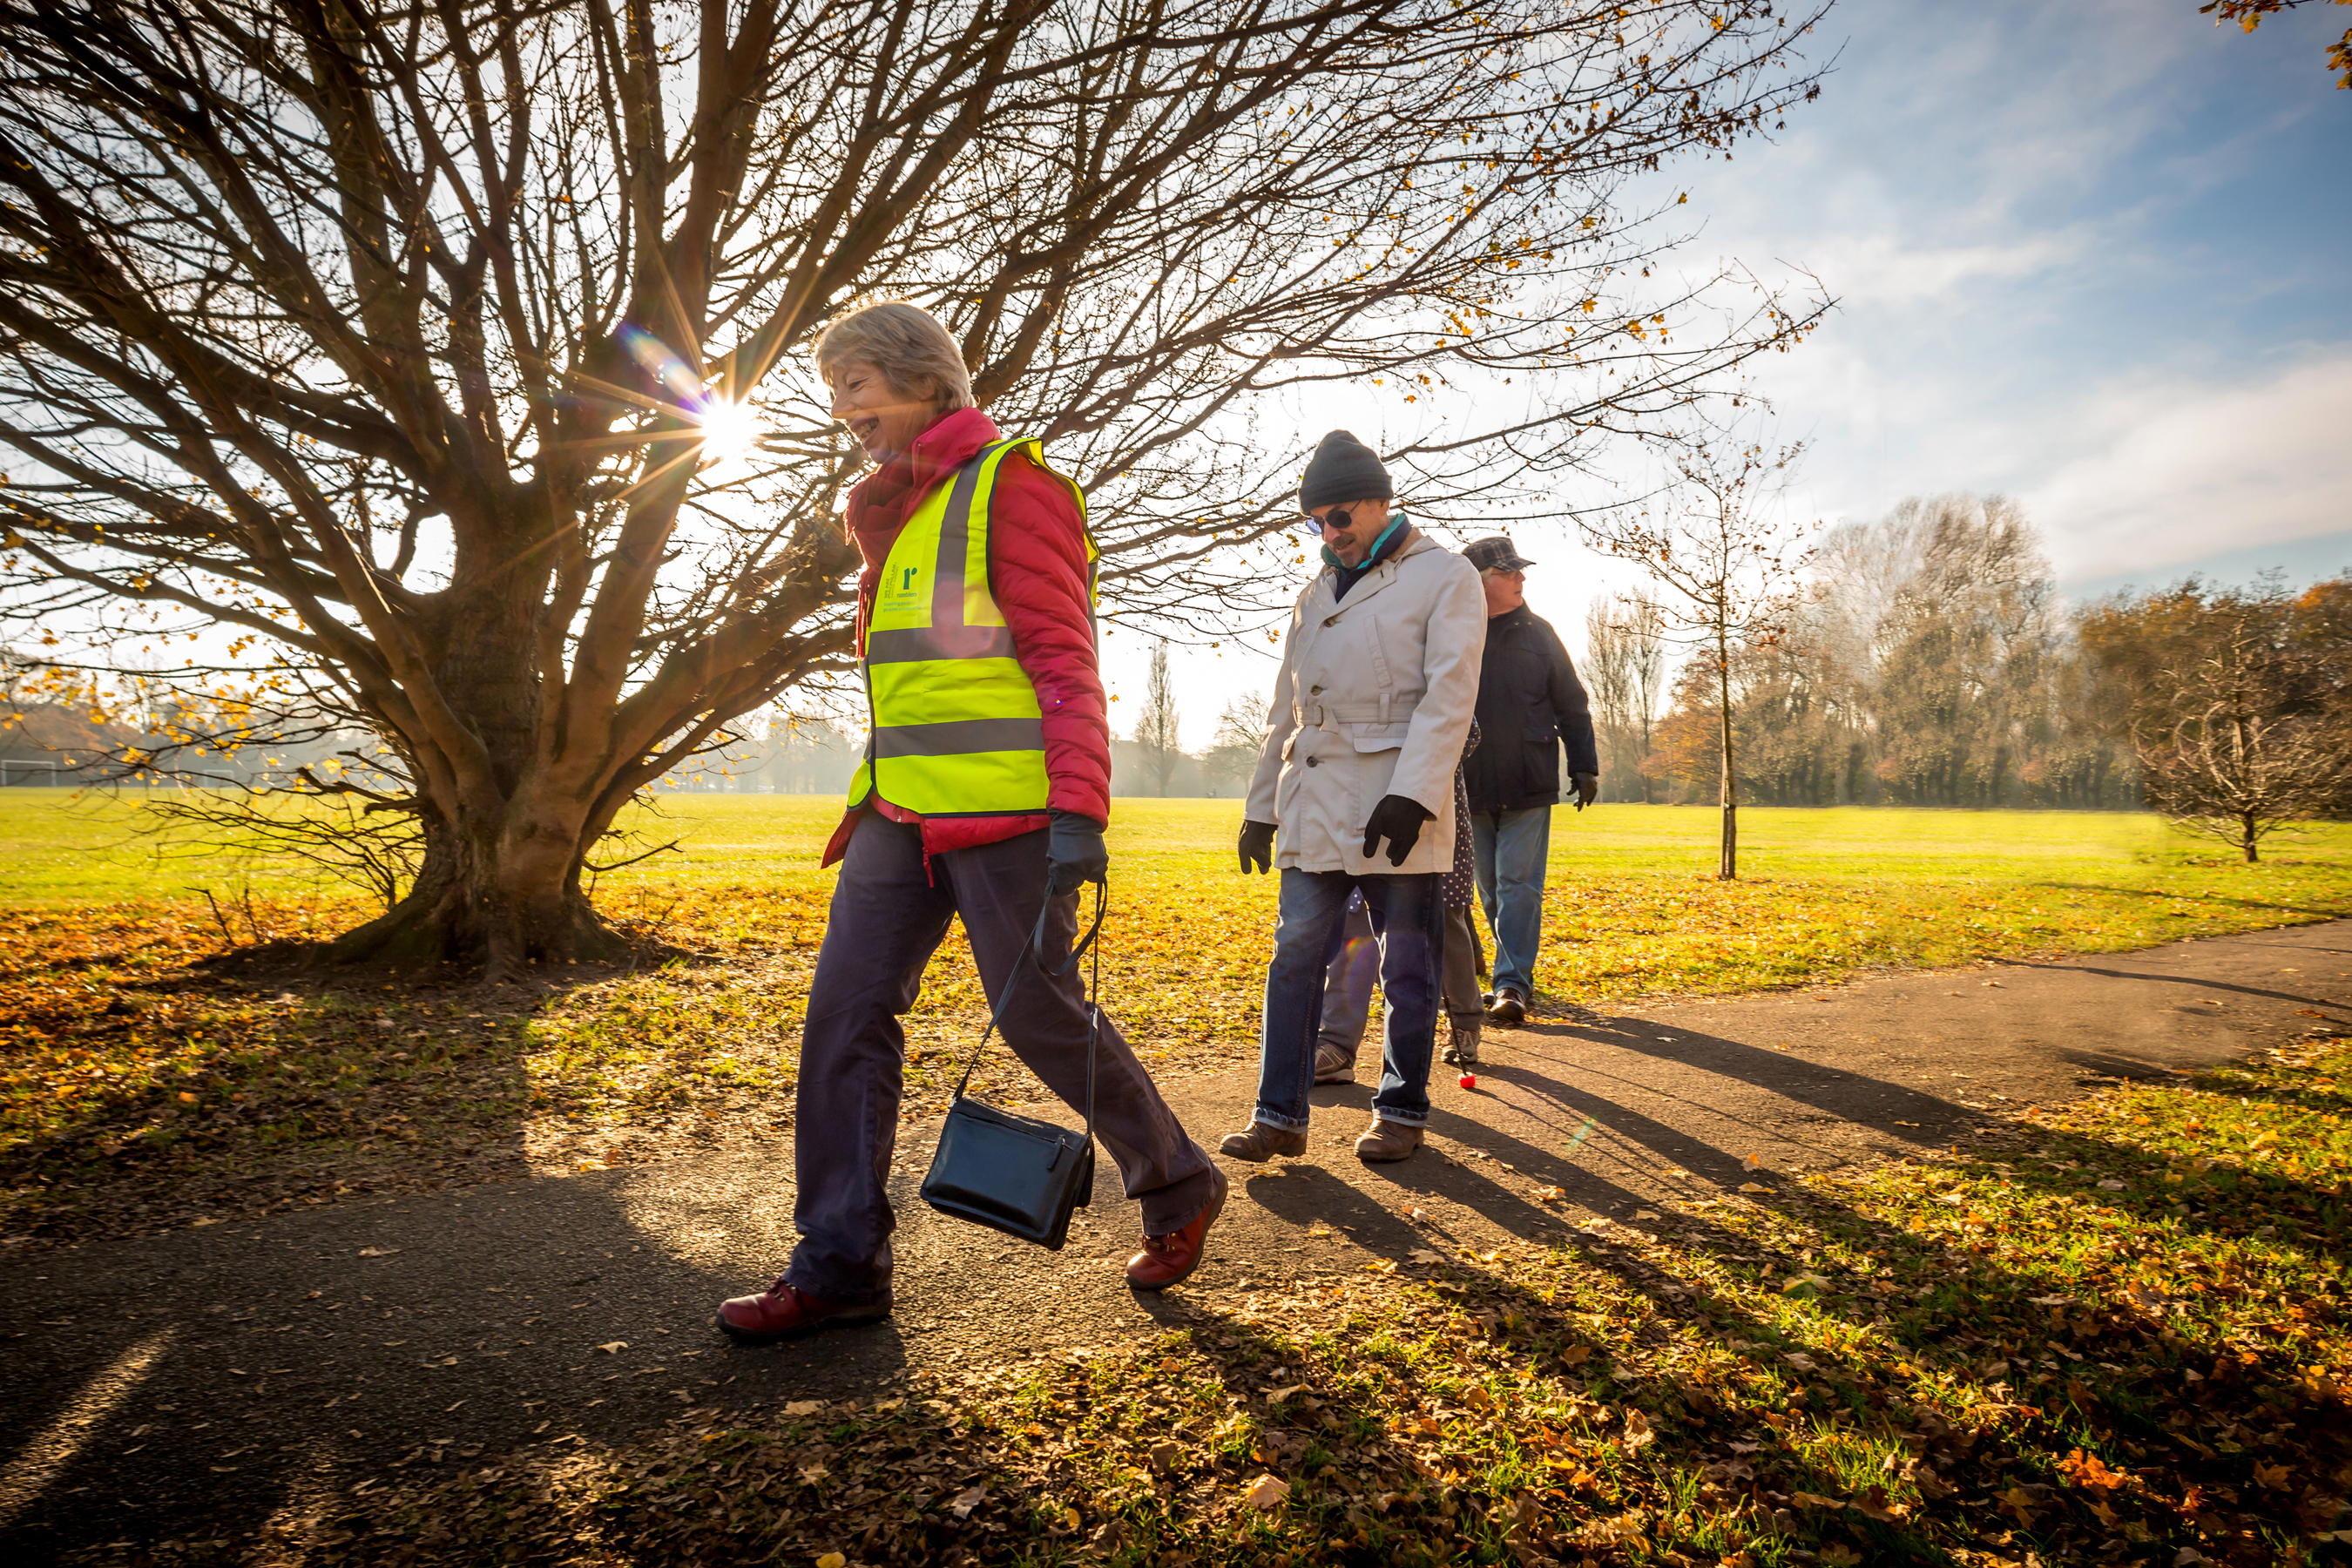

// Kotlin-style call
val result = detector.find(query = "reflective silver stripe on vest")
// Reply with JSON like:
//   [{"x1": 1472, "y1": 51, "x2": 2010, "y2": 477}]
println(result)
[
  {"x1": 865, "y1": 624, "x2": 1018, "y2": 664},
  {"x1": 862, "y1": 440, "x2": 1025, "y2": 666},
  {"x1": 930, "y1": 448, "x2": 997, "y2": 632},
  {"x1": 872, "y1": 715, "x2": 1046, "y2": 759}
]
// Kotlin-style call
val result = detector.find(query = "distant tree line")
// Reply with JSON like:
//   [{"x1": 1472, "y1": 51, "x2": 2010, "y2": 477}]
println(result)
[{"x1": 1606, "y1": 495, "x2": 2352, "y2": 828}]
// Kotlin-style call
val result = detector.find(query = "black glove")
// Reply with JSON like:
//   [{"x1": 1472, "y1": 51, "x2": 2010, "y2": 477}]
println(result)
[
  {"x1": 1362, "y1": 794, "x2": 1434, "y2": 867},
  {"x1": 1571, "y1": 772, "x2": 1600, "y2": 811},
  {"x1": 1238, "y1": 819, "x2": 1275, "y2": 875},
  {"x1": 1045, "y1": 809, "x2": 1108, "y2": 896}
]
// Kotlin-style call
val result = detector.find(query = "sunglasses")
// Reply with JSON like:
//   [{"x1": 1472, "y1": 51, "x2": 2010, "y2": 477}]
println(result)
[{"x1": 1297, "y1": 505, "x2": 1355, "y2": 537}]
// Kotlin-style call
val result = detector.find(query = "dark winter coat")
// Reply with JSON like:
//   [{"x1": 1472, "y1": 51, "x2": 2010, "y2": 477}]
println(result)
[{"x1": 1463, "y1": 605, "x2": 1600, "y2": 813}]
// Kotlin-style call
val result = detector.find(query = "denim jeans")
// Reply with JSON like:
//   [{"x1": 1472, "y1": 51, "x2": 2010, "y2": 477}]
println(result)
[
  {"x1": 1319, "y1": 898, "x2": 1484, "y2": 1065},
  {"x1": 1255, "y1": 868, "x2": 1443, "y2": 1131},
  {"x1": 1471, "y1": 805, "x2": 1551, "y2": 998},
  {"x1": 1315, "y1": 892, "x2": 1382, "y2": 1054}
]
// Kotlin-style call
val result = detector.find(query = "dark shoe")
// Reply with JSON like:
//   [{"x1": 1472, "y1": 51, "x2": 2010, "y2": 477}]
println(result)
[
  {"x1": 1441, "y1": 1017, "x2": 1482, "y2": 1066},
  {"x1": 1488, "y1": 987, "x2": 1526, "y2": 1026},
  {"x1": 1127, "y1": 1168, "x2": 1228, "y2": 1290},
  {"x1": 1220, "y1": 1121, "x2": 1308, "y2": 1161},
  {"x1": 714, "y1": 1279, "x2": 891, "y2": 1344},
  {"x1": 1354, "y1": 1118, "x2": 1423, "y2": 1162},
  {"x1": 1314, "y1": 1042, "x2": 1358, "y2": 1085}
]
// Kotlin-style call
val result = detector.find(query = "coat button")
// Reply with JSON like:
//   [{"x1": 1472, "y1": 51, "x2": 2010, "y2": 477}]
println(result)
[
  {"x1": 1305, "y1": 757, "x2": 1320, "y2": 767},
  {"x1": 1321, "y1": 616, "x2": 1339, "y2": 626},
  {"x1": 1309, "y1": 685, "x2": 1322, "y2": 694}
]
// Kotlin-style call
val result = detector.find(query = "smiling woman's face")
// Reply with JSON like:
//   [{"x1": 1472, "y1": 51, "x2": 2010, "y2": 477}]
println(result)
[{"x1": 826, "y1": 357, "x2": 936, "y2": 463}]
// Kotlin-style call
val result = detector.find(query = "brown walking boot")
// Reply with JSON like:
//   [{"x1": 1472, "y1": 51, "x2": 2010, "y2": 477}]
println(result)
[
  {"x1": 1126, "y1": 1167, "x2": 1228, "y2": 1291},
  {"x1": 1219, "y1": 1121, "x2": 1308, "y2": 1162},
  {"x1": 1353, "y1": 1118, "x2": 1423, "y2": 1162},
  {"x1": 714, "y1": 1279, "x2": 891, "y2": 1344}
]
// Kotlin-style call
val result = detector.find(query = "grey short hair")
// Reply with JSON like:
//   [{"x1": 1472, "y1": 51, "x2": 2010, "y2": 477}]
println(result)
[{"x1": 814, "y1": 301, "x2": 975, "y2": 411}]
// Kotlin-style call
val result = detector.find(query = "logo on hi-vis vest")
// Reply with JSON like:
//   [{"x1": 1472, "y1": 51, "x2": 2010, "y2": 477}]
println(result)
[{"x1": 878, "y1": 560, "x2": 926, "y2": 618}]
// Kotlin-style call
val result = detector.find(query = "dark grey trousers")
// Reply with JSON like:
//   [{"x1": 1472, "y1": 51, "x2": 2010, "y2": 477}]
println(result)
[{"x1": 783, "y1": 812, "x2": 1218, "y2": 1305}]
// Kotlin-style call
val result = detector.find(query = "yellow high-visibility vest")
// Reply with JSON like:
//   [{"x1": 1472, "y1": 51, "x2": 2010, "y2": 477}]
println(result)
[{"x1": 845, "y1": 436, "x2": 1096, "y2": 818}]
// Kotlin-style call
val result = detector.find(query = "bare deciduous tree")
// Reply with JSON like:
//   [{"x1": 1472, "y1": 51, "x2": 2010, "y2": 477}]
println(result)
[
  {"x1": 1580, "y1": 438, "x2": 1813, "y2": 877},
  {"x1": 1201, "y1": 691, "x2": 1269, "y2": 796},
  {"x1": 1134, "y1": 641, "x2": 1184, "y2": 798},
  {"x1": 1584, "y1": 590, "x2": 1666, "y2": 801},
  {"x1": 1677, "y1": 496, "x2": 2126, "y2": 810},
  {"x1": 0, "y1": 0, "x2": 1829, "y2": 973}
]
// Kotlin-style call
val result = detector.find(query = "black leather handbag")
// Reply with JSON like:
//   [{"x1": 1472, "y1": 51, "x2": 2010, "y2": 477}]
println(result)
[{"x1": 919, "y1": 885, "x2": 1105, "y2": 1251}]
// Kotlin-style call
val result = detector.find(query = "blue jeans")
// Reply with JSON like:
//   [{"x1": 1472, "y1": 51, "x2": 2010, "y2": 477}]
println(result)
[
  {"x1": 1319, "y1": 896, "x2": 1485, "y2": 1062},
  {"x1": 1472, "y1": 806, "x2": 1551, "y2": 998},
  {"x1": 1315, "y1": 892, "x2": 1382, "y2": 1052},
  {"x1": 1255, "y1": 869, "x2": 1443, "y2": 1131}
]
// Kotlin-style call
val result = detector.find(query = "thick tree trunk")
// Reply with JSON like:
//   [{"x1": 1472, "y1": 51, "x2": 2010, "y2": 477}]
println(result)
[
  {"x1": 325, "y1": 552, "x2": 625, "y2": 977},
  {"x1": 325, "y1": 808, "x2": 618, "y2": 974}
]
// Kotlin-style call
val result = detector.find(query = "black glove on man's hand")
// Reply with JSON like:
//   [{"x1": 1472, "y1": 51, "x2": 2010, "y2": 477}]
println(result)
[
  {"x1": 1045, "y1": 808, "x2": 1108, "y2": 896},
  {"x1": 1571, "y1": 772, "x2": 1600, "y2": 811},
  {"x1": 1238, "y1": 819, "x2": 1276, "y2": 875},
  {"x1": 1362, "y1": 794, "x2": 1435, "y2": 867}
]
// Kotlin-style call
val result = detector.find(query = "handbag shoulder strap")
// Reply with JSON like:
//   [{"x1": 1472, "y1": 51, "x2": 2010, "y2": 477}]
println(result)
[{"x1": 946, "y1": 882, "x2": 1107, "y2": 1144}]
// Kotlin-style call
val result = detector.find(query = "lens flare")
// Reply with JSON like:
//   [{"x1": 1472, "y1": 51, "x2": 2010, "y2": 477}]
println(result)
[
  {"x1": 613, "y1": 325, "x2": 764, "y2": 470},
  {"x1": 696, "y1": 398, "x2": 763, "y2": 466}
]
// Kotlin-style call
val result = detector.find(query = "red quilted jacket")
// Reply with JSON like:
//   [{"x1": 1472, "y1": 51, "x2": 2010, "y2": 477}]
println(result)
[{"x1": 821, "y1": 406, "x2": 1112, "y2": 867}]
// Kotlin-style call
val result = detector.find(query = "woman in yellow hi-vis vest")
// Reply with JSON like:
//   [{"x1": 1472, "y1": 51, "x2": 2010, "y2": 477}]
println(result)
[{"x1": 717, "y1": 304, "x2": 1225, "y2": 1343}]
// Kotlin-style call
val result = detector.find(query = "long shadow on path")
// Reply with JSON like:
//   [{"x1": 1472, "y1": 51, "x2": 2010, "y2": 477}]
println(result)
[{"x1": 8, "y1": 918, "x2": 2347, "y2": 1559}]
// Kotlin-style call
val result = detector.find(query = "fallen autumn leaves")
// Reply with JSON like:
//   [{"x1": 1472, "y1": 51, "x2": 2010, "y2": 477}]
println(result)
[{"x1": 136, "y1": 1030, "x2": 2352, "y2": 1568}]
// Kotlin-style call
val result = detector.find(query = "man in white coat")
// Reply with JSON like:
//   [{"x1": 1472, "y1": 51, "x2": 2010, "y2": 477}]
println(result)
[{"x1": 1221, "y1": 431, "x2": 1486, "y2": 1164}]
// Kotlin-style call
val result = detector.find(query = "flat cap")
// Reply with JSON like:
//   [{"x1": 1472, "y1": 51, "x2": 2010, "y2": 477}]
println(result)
[{"x1": 1463, "y1": 535, "x2": 1535, "y2": 572}]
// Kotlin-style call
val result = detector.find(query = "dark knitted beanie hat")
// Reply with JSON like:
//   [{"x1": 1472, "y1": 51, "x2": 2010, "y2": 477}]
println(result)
[{"x1": 1299, "y1": 429, "x2": 1394, "y2": 512}]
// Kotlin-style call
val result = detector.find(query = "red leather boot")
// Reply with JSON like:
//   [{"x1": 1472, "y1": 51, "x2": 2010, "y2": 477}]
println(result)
[
  {"x1": 1125, "y1": 1168, "x2": 1228, "y2": 1291},
  {"x1": 714, "y1": 1279, "x2": 891, "y2": 1343}
]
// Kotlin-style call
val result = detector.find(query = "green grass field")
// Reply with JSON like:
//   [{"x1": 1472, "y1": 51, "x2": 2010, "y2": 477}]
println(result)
[
  {"x1": 7, "y1": 789, "x2": 2349, "y2": 1005},
  {"x1": 9, "y1": 786, "x2": 2350, "y2": 909},
  {"x1": 3, "y1": 788, "x2": 2349, "y2": 1247},
  {"x1": 5, "y1": 798, "x2": 2349, "y2": 1563}
]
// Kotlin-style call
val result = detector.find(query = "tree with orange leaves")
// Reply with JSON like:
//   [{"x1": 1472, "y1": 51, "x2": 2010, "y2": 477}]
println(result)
[{"x1": 2201, "y1": 0, "x2": 2352, "y2": 88}]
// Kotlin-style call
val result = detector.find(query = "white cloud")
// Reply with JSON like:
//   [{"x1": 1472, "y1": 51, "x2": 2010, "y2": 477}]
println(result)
[
  {"x1": 2022, "y1": 353, "x2": 2352, "y2": 579},
  {"x1": 1797, "y1": 232, "x2": 2086, "y2": 308}
]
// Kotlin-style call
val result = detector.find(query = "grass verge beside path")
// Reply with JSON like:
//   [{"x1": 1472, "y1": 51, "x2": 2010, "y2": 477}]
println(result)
[
  {"x1": 3, "y1": 797, "x2": 2350, "y2": 1245},
  {"x1": 194, "y1": 1029, "x2": 2352, "y2": 1568}
]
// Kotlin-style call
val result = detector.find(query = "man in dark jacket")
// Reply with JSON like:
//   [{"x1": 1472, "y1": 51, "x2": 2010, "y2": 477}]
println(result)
[{"x1": 1460, "y1": 536, "x2": 1599, "y2": 1025}]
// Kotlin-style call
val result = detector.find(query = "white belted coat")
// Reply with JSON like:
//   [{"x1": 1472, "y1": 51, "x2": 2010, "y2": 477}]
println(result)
[{"x1": 1244, "y1": 528, "x2": 1486, "y2": 876}]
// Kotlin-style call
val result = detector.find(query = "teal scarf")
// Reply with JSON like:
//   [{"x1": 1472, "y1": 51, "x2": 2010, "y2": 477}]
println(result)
[{"x1": 1321, "y1": 514, "x2": 1408, "y2": 581}]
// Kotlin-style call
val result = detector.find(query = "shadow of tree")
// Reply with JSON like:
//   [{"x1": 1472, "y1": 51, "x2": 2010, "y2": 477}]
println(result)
[
  {"x1": 1993, "y1": 955, "x2": 2352, "y2": 1011},
  {"x1": 2028, "y1": 882, "x2": 2352, "y2": 925},
  {"x1": 0, "y1": 1157, "x2": 916, "y2": 1564},
  {"x1": 1200, "y1": 1040, "x2": 2352, "y2": 1565}
]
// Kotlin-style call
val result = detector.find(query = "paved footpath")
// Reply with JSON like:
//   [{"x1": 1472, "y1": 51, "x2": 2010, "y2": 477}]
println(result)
[{"x1": 4, "y1": 922, "x2": 2348, "y2": 1558}]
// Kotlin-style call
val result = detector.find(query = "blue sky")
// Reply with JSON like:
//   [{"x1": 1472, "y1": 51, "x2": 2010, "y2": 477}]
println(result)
[
  {"x1": 1108, "y1": 0, "x2": 2352, "y2": 743},
  {"x1": 1686, "y1": 0, "x2": 2351, "y2": 592}
]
